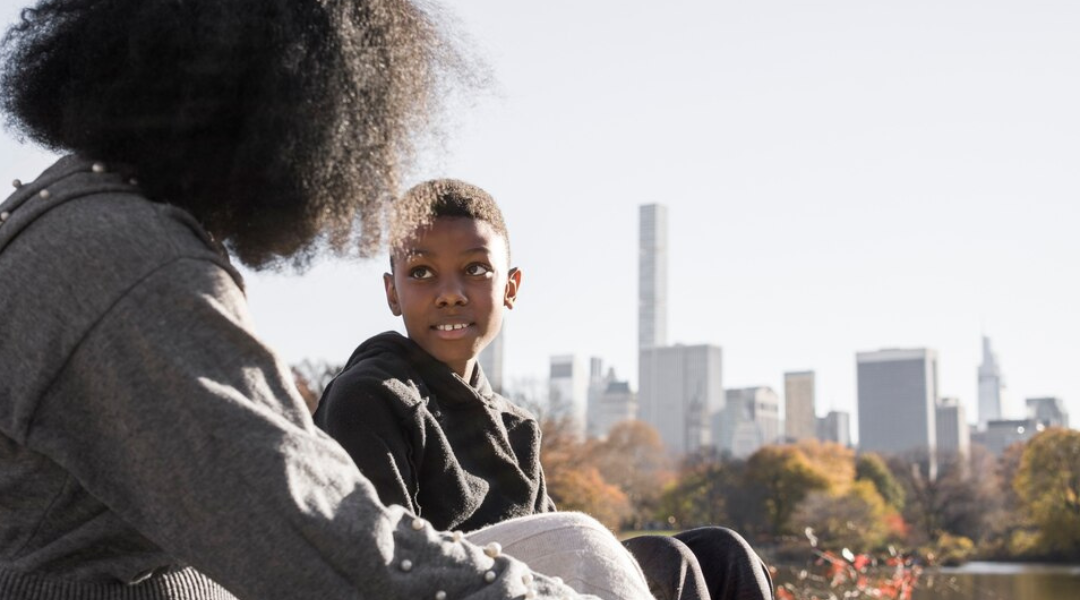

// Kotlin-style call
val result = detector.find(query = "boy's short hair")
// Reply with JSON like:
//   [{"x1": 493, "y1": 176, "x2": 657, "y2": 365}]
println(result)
[{"x1": 389, "y1": 179, "x2": 511, "y2": 264}]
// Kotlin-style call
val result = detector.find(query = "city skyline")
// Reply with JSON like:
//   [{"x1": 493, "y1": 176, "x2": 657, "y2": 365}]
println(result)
[{"x1": 2, "y1": 1, "x2": 1077, "y2": 438}]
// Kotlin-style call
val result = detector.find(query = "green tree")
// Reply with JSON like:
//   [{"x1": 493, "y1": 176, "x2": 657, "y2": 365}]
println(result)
[
  {"x1": 1014, "y1": 427, "x2": 1080, "y2": 557},
  {"x1": 856, "y1": 452, "x2": 905, "y2": 510},
  {"x1": 656, "y1": 461, "x2": 738, "y2": 530}
]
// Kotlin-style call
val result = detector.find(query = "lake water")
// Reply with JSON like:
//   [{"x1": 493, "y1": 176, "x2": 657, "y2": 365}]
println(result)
[{"x1": 914, "y1": 562, "x2": 1080, "y2": 600}]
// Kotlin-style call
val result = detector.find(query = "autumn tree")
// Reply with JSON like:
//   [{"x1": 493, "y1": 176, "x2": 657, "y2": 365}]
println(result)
[
  {"x1": 590, "y1": 420, "x2": 673, "y2": 529},
  {"x1": 791, "y1": 480, "x2": 893, "y2": 553},
  {"x1": 544, "y1": 464, "x2": 631, "y2": 530},
  {"x1": 990, "y1": 441, "x2": 1036, "y2": 557},
  {"x1": 743, "y1": 446, "x2": 830, "y2": 536},
  {"x1": 796, "y1": 440, "x2": 855, "y2": 494},
  {"x1": 1014, "y1": 427, "x2": 1080, "y2": 558},
  {"x1": 539, "y1": 415, "x2": 631, "y2": 529}
]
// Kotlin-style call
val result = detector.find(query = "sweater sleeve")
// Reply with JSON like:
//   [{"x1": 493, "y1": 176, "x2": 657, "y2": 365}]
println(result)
[
  {"x1": 315, "y1": 373, "x2": 419, "y2": 515},
  {"x1": 22, "y1": 257, "x2": 590, "y2": 600}
]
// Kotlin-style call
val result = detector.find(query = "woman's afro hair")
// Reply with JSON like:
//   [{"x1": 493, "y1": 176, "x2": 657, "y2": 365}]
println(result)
[{"x1": 1, "y1": 0, "x2": 480, "y2": 268}]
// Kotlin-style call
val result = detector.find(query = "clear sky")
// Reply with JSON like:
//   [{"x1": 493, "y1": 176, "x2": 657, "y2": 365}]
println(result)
[{"x1": 3, "y1": 1, "x2": 1078, "y2": 439}]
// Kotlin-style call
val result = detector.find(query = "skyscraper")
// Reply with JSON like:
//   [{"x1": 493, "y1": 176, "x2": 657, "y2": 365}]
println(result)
[
  {"x1": 816, "y1": 410, "x2": 851, "y2": 447},
  {"x1": 636, "y1": 203, "x2": 724, "y2": 455},
  {"x1": 638, "y1": 204, "x2": 667, "y2": 352},
  {"x1": 784, "y1": 371, "x2": 816, "y2": 442},
  {"x1": 978, "y1": 336, "x2": 1005, "y2": 430},
  {"x1": 549, "y1": 354, "x2": 588, "y2": 439},
  {"x1": 717, "y1": 386, "x2": 781, "y2": 458},
  {"x1": 980, "y1": 419, "x2": 1043, "y2": 456},
  {"x1": 1026, "y1": 396, "x2": 1069, "y2": 429},
  {"x1": 856, "y1": 348, "x2": 938, "y2": 466},
  {"x1": 639, "y1": 344, "x2": 724, "y2": 455},
  {"x1": 589, "y1": 376, "x2": 638, "y2": 441},
  {"x1": 936, "y1": 397, "x2": 970, "y2": 462}
]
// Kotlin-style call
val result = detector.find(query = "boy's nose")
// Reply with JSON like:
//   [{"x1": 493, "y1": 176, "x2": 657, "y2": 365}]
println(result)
[{"x1": 435, "y1": 280, "x2": 468, "y2": 308}]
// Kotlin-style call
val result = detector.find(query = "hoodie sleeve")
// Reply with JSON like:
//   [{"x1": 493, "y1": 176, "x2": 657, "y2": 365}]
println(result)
[{"x1": 315, "y1": 368, "x2": 421, "y2": 515}]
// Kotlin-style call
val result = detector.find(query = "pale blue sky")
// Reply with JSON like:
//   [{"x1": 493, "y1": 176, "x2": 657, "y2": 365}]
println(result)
[{"x1": 3, "y1": 1, "x2": 1078, "y2": 436}]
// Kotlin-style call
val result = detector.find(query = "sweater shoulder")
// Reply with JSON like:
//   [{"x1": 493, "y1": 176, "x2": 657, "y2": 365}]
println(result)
[{"x1": 315, "y1": 349, "x2": 429, "y2": 427}]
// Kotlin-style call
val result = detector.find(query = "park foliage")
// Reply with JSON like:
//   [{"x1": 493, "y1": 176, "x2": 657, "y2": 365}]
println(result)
[{"x1": 536, "y1": 417, "x2": 1080, "y2": 567}]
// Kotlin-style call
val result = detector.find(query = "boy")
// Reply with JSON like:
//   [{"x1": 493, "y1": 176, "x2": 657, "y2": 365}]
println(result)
[
  {"x1": 314, "y1": 178, "x2": 553, "y2": 532},
  {"x1": 315, "y1": 179, "x2": 772, "y2": 600}
]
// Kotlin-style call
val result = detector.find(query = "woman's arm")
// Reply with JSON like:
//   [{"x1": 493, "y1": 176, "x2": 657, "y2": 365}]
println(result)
[{"x1": 23, "y1": 257, "x2": 580, "y2": 600}]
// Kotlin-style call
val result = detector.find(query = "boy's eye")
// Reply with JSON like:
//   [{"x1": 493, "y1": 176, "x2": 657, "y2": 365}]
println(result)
[
  {"x1": 408, "y1": 266, "x2": 434, "y2": 280},
  {"x1": 465, "y1": 263, "x2": 492, "y2": 277}
]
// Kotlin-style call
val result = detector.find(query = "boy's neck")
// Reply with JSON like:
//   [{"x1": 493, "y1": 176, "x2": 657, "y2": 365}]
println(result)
[{"x1": 447, "y1": 358, "x2": 477, "y2": 382}]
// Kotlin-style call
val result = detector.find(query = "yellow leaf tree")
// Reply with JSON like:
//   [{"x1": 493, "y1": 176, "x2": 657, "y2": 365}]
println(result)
[{"x1": 1014, "y1": 427, "x2": 1080, "y2": 557}]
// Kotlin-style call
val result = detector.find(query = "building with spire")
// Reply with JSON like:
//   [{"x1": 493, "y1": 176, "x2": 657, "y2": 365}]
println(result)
[
  {"x1": 978, "y1": 336, "x2": 1005, "y2": 430},
  {"x1": 636, "y1": 204, "x2": 723, "y2": 455}
]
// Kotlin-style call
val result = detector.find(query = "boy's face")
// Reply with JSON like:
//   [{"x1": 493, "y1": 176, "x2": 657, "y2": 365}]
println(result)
[{"x1": 384, "y1": 216, "x2": 521, "y2": 379}]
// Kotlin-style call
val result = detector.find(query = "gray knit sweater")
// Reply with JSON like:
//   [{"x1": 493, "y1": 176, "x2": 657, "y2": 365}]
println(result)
[{"x1": 0, "y1": 156, "x2": 590, "y2": 600}]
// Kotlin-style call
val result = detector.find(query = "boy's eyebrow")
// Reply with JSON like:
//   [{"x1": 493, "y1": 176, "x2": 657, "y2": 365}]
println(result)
[{"x1": 399, "y1": 246, "x2": 494, "y2": 258}]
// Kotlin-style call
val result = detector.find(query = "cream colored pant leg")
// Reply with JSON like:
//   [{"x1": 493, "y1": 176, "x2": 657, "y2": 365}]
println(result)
[{"x1": 466, "y1": 512, "x2": 655, "y2": 600}]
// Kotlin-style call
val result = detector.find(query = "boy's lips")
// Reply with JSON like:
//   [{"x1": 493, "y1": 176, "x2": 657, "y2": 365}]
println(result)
[{"x1": 431, "y1": 321, "x2": 474, "y2": 340}]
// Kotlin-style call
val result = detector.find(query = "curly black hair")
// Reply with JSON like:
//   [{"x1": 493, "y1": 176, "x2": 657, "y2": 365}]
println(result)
[
  {"x1": 388, "y1": 178, "x2": 511, "y2": 268},
  {"x1": 1, "y1": 0, "x2": 479, "y2": 268}
]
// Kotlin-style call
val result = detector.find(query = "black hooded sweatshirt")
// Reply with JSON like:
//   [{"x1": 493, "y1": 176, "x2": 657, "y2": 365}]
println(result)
[{"x1": 313, "y1": 332, "x2": 555, "y2": 532}]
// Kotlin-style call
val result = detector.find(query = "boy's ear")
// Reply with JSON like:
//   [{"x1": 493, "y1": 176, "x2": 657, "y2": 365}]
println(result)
[
  {"x1": 383, "y1": 273, "x2": 402, "y2": 316},
  {"x1": 504, "y1": 267, "x2": 522, "y2": 309}
]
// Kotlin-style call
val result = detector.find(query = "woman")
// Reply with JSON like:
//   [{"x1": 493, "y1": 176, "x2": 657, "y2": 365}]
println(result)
[{"x1": 0, "y1": 1, "x2": 652, "y2": 599}]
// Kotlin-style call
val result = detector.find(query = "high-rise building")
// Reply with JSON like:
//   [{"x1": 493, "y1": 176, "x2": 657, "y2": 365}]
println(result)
[
  {"x1": 980, "y1": 419, "x2": 1043, "y2": 456},
  {"x1": 549, "y1": 354, "x2": 588, "y2": 438},
  {"x1": 478, "y1": 328, "x2": 505, "y2": 395},
  {"x1": 784, "y1": 371, "x2": 816, "y2": 442},
  {"x1": 1026, "y1": 397, "x2": 1069, "y2": 429},
  {"x1": 638, "y1": 204, "x2": 667, "y2": 352},
  {"x1": 978, "y1": 336, "x2": 1005, "y2": 430},
  {"x1": 936, "y1": 397, "x2": 970, "y2": 461},
  {"x1": 817, "y1": 410, "x2": 851, "y2": 447},
  {"x1": 590, "y1": 376, "x2": 638, "y2": 440},
  {"x1": 856, "y1": 348, "x2": 939, "y2": 466},
  {"x1": 638, "y1": 344, "x2": 723, "y2": 455},
  {"x1": 717, "y1": 386, "x2": 781, "y2": 458}
]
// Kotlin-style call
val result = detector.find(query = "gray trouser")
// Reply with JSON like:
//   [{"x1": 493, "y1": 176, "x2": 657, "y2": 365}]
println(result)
[
  {"x1": 468, "y1": 511, "x2": 656, "y2": 600},
  {"x1": 622, "y1": 528, "x2": 774, "y2": 600}
]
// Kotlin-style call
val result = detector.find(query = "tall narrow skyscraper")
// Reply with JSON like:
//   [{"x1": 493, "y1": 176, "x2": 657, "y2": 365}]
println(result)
[
  {"x1": 636, "y1": 203, "x2": 723, "y2": 455},
  {"x1": 857, "y1": 348, "x2": 939, "y2": 473},
  {"x1": 638, "y1": 204, "x2": 667, "y2": 351},
  {"x1": 784, "y1": 371, "x2": 817, "y2": 442},
  {"x1": 978, "y1": 336, "x2": 1005, "y2": 430}
]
